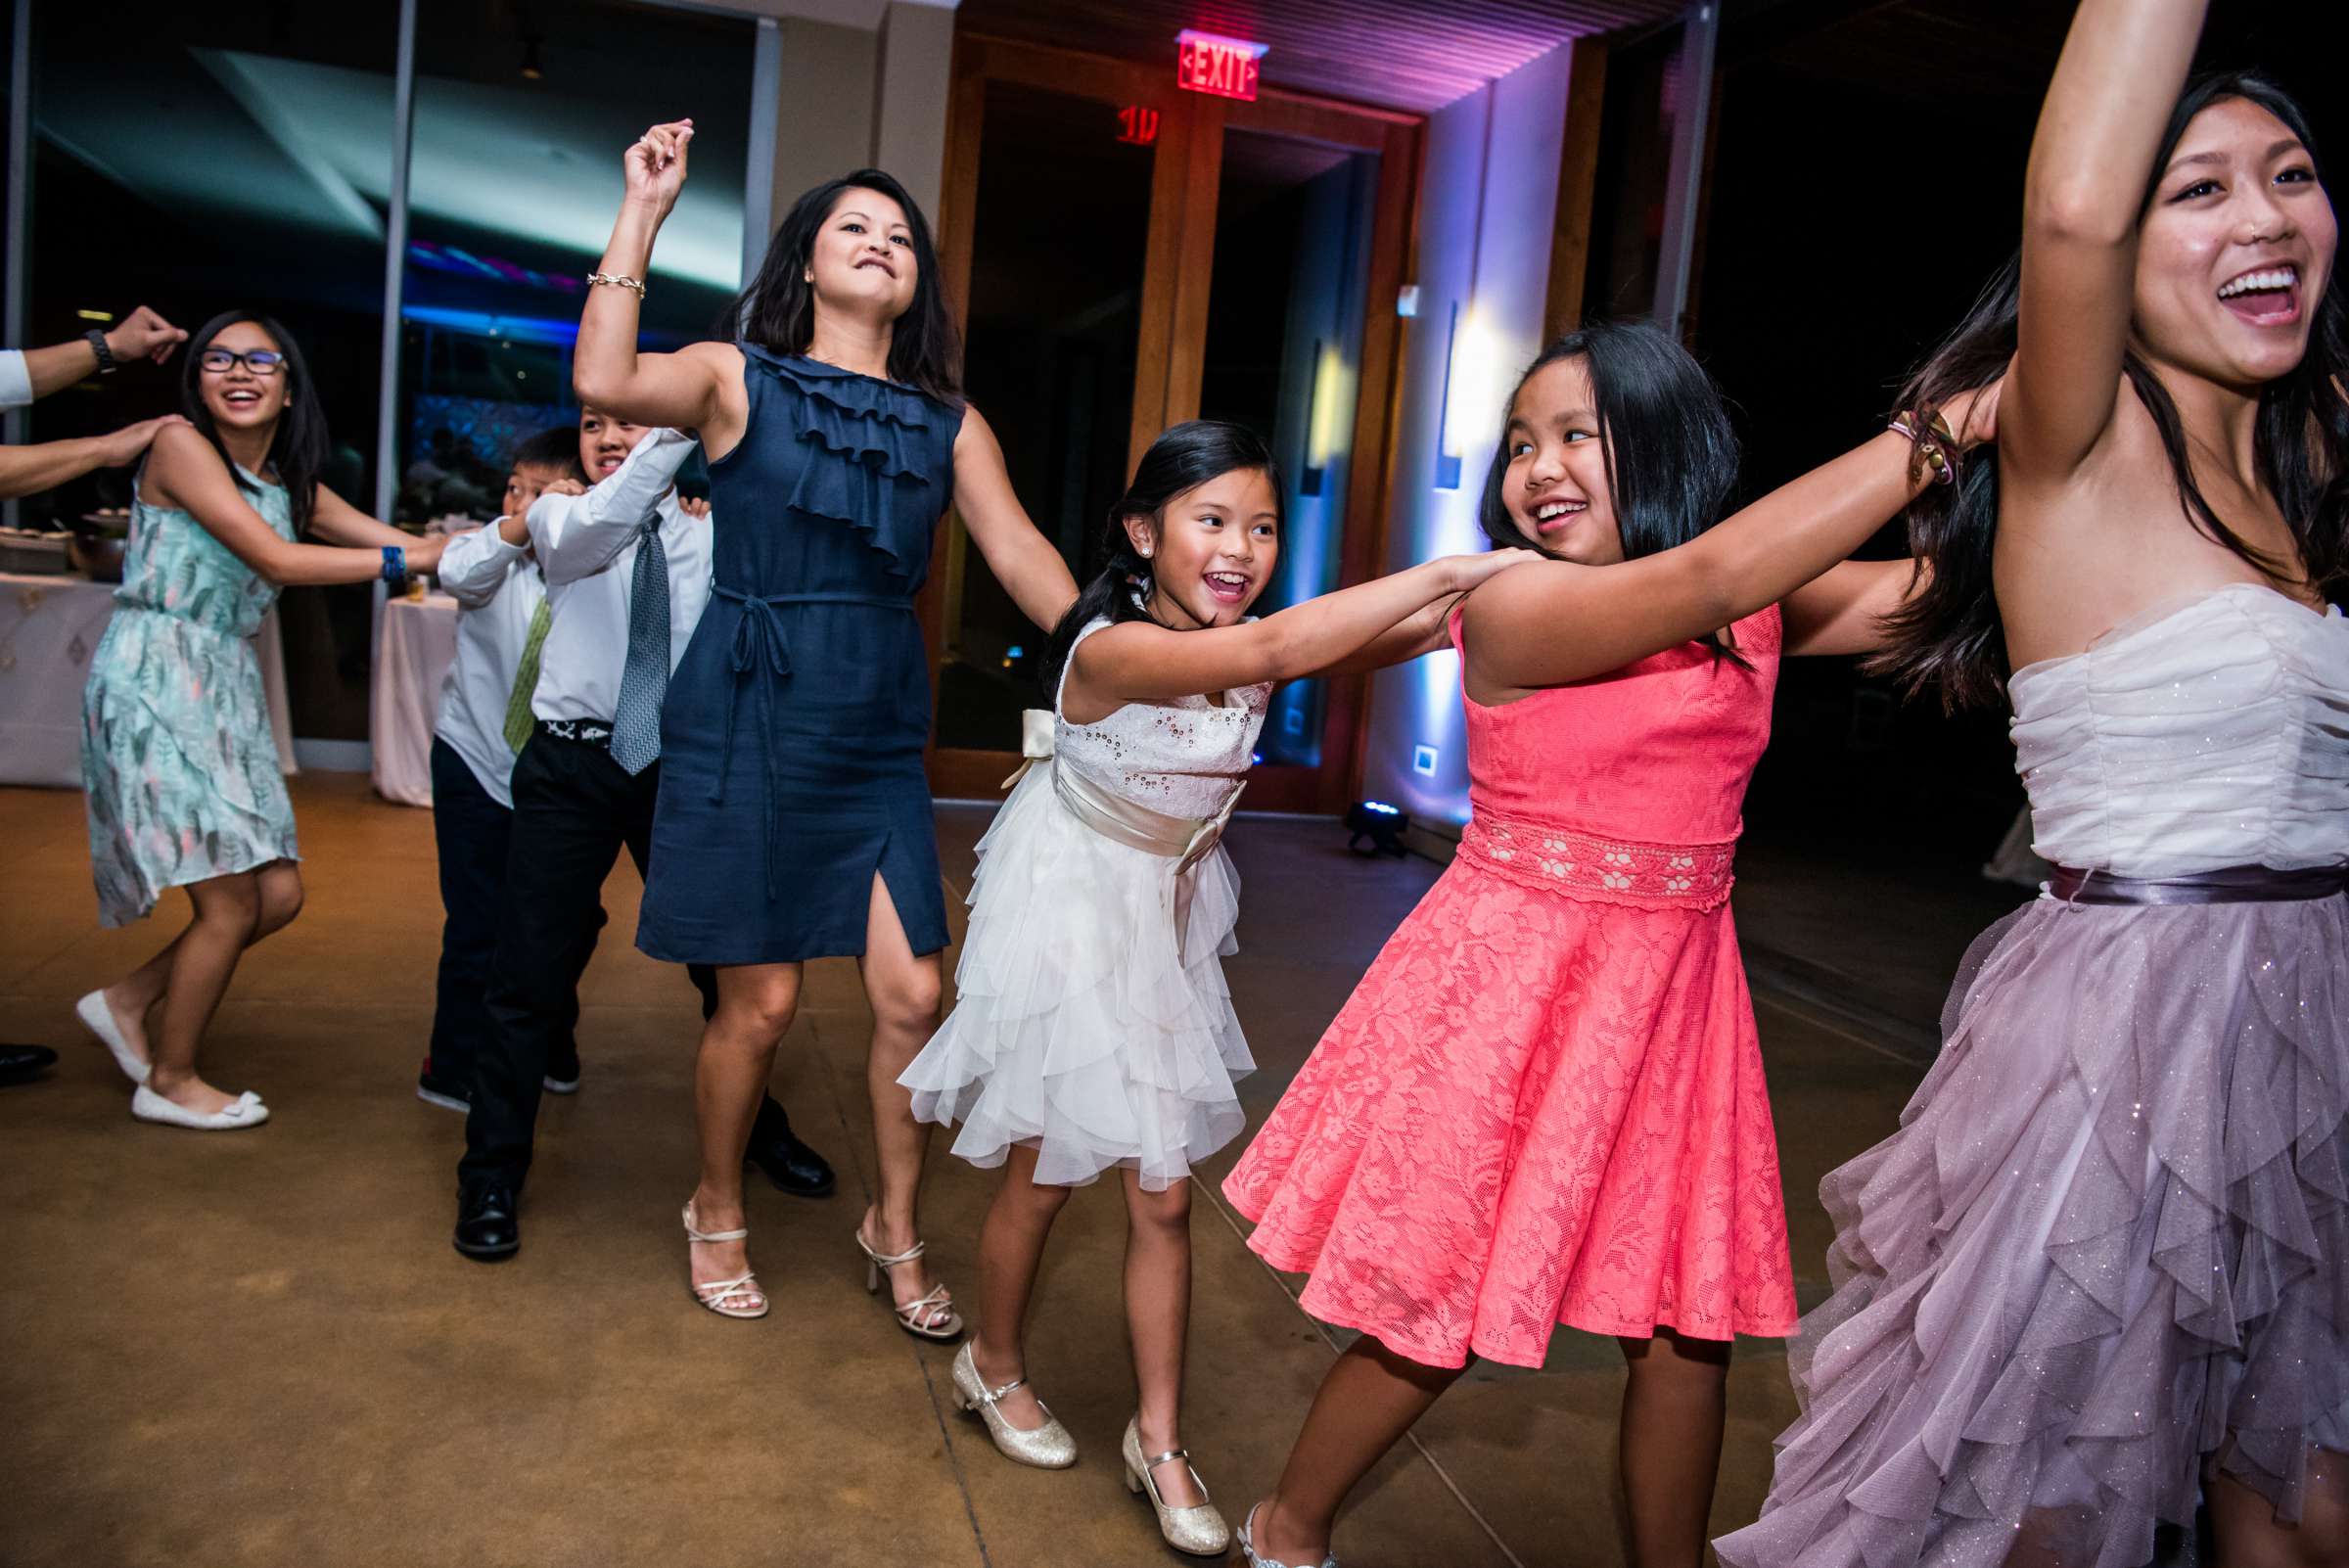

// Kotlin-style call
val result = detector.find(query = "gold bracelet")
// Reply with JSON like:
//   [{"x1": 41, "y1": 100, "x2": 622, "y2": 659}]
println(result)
[{"x1": 586, "y1": 272, "x2": 647, "y2": 298}]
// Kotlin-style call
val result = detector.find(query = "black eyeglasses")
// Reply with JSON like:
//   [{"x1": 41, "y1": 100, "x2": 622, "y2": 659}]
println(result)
[{"x1": 198, "y1": 348, "x2": 287, "y2": 377}]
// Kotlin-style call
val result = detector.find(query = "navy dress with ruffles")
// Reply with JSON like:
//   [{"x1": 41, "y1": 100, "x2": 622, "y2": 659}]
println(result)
[{"x1": 636, "y1": 346, "x2": 958, "y2": 965}]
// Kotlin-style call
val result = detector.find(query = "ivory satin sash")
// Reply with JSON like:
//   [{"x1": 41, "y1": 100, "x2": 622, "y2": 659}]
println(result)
[{"x1": 1003, "y1": 709, "x2": 1245, "y2": 958}]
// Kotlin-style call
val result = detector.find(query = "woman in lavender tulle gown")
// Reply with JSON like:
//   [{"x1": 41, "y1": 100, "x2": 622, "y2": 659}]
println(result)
[{"x1": 1717, "y1": 3, "x2": 2346, "y2": 1565}]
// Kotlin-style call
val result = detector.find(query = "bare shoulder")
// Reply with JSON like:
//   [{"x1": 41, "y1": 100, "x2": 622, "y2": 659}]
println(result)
[
  {"x1": 142, "y1": 420, "x2": 222, "y2": 509},
  {"x1": 954, "y1": 401, "x2": 996, "y2": 449}
]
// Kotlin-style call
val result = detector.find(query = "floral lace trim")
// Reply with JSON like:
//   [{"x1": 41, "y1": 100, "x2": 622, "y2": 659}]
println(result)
[{"x1": 1459, "y1": 809, "x2": 1736, "y2": 910}]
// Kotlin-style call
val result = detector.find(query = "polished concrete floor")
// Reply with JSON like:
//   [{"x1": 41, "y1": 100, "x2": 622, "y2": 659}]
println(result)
[{"x1": 0, "y1": 776, "x2": 2019, "y2": 1568}]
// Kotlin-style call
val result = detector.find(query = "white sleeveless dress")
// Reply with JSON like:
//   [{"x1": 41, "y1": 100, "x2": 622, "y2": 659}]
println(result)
[
  {"x1": 1721, "y1": 583, "x2": 2349, "y2": 1568},
  {"x1": 901, "y1": 618, "x2": 1269, "y2": 1189}
]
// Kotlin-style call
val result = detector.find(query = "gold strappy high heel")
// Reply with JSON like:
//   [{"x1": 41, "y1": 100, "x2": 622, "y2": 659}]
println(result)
[
  {"x1": 681, "y1": 1202, "x2": 768, "y2": 1320},
  {"x1": 854, "y1": 1226, "x2": 963, "y2": 1340}
]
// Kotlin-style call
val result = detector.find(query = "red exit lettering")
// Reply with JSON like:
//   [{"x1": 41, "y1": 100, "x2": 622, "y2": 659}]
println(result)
[
  {"x1": 1176, "y1": 29, "x2": 1265, "y2": 102},
  {"x1": 1117, "y1": 105, "x2": 1160, "y2": 145}
]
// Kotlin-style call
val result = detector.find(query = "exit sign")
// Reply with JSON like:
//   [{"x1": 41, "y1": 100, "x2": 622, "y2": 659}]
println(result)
[{"x1": 1177, "y1": 29, "x2": 1266, "y2": 102}]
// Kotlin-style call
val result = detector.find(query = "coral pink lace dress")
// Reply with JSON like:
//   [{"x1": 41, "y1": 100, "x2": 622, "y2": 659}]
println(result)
[{"x1": 1224, "y1": 607, "x2": 1799, "y2": 1367}]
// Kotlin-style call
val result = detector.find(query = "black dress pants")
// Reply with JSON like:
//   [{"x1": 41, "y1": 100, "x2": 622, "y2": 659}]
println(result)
[
  {"x1": 458, "y1": 727, "x2": 795, "y2": 1195},
  {"x1": 427, "y1": 737, "x2": 592, "y2": 1090}
]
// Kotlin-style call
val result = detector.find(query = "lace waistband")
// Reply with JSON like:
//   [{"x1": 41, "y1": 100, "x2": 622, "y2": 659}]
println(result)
[{"x1": 1458, "y1": 809, "x2": 1736, "y2": 911}]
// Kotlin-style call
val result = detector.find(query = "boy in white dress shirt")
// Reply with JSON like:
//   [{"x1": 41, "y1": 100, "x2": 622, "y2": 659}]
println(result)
[
  {"x1": 417, "y1": 428, "x2": 590, "y2": 1112},
  {"x1": 451, "y1": 411, "x2": 832, "y2": 1262}
]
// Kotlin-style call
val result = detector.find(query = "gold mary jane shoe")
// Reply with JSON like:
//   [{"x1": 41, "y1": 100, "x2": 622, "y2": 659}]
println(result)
[
  {"x1": 1123, "y1": 1417, "x2": 1232, "y2": 1556},
  {"x1": 949, "y1": 1342, "x2": 1078, "y2": 1469}
]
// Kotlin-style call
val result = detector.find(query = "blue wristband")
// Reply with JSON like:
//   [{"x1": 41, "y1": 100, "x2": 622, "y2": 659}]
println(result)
[{"x1": 381, "y1": 545, "x2": 406, "y2": 582}]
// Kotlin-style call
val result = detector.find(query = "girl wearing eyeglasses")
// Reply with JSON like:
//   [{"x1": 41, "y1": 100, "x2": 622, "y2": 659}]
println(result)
[{"x1": 74, "y1": 310, "x2": 447, "y2": 1130}]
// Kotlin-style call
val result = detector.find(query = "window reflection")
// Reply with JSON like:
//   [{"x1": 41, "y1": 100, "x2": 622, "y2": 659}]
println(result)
[
  {"x1": 397, "y1": 0, "x2": 757, "y2": 525},
  {"x1": 31, "y1": 0, "x2": 399, "y2": 740}
]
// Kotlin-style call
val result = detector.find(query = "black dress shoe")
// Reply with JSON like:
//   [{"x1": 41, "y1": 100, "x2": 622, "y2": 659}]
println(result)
[
  {"x1": 453, "y1": 1186, "x2": 520, "y2": 1261},
  {"x1": 747, "y1": 1129, "x2": 836, "y2": 1198},
  {"x1": 0, "y1": 1044, "x2": 58, "y2": 1086}
]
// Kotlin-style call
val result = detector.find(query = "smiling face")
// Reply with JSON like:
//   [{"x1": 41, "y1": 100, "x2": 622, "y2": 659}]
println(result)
[
  {"x1": 1129, "y1": 466, "x2": 1282, "y2": 630},
  {"x1": 1499, "y1": 356, "x2": 1623, "y2": 566},
  {"x1": 197, "y1": 319, "x2": 291, "y2": 434},
  {"x1": 807, "y1": 186, "x2": 918, "y2": 323},
  {"x1": 576, "y1": 408, "x2": 651, "y2": 482},
  {"x1": 2137, "y1": 95, "x2": 2337, "y2": 390}
]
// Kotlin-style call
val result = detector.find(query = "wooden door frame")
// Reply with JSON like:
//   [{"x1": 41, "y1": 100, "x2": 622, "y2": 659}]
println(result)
[{"x1": 923, "y1": 32, "x2": 1424, "y2": 811}]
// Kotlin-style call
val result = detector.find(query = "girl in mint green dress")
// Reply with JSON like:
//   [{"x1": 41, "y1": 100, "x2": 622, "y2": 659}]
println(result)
[
  {"x1": 73, "y1": 311, "x2": 445, "y2": 1130},
  {"x1": 82, "y1": 460, "x2": 299, "y2": 927}
]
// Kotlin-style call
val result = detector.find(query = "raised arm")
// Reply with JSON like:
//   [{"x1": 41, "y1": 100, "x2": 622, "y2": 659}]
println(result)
[
  {"x1": 1066, "y1": 552, "x2": 1525, "y2": 717},
  {"x1": 142, "y1": 424, "x2": 432, "y2": 587},
  {"x1": 952, "y1": 404, "x2": 1081, "y2": 632},
  {"x1": 0, "y1": 415, "x2": 187, "y2": 500},
  {"x1": 530, "y1": 428, "x2": 697, "y2": 585},
  {"x1": 2005, "y1": 0, "x2": 2206, "y2": 479},
  {"x1": 572, "y1": 120, "x2": 730, "y2": 437}
]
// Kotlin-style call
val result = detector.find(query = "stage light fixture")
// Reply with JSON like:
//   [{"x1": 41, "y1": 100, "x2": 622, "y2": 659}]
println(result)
[{"x1": 1344, "y1": 800, "x2": 1408, "y2": 858}]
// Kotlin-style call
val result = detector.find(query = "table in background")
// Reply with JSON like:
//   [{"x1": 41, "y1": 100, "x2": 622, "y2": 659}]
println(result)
[
  {"x1": 371, "y1": 591, "x2": 459, "y2": 807},
  {"x1": 0, "y1": 571, "x2": 296, "y2": 787}
]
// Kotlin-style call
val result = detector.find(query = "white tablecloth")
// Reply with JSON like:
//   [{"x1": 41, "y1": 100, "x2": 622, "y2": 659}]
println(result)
[
  {"x1": 370, "y1": 591, "x2": 459, "y2": 807},
  {"x1": 0, "y1": 571, "x2": 297, "y2": 788}
]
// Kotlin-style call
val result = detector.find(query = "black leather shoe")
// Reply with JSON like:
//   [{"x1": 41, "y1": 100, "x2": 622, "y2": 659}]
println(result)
[
  {"x1": 453, "y1": 1185, "x2": 520, "y2": 1261},
  {"x1": 0, "y1": 1044, "x2": 58, "y2": 1085},
  {"x1": 747, "y1": 1129, "x2": 836, "y2": 1198}
]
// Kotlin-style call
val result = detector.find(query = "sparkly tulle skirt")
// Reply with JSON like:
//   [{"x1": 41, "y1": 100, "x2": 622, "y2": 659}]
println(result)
[
  {"x1": 1716, "y1": 890, "x2": 2349, "y2": 1568},
  {"x1": 899, "y1": 764, "x2": 1253, "y2": 1191}
]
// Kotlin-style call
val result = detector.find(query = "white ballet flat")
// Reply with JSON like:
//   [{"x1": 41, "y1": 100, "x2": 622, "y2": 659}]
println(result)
[
  {"x1": 131, "y1": 1085, "x2": 269, "y2": 1130},
  {"x1": 76, "y1": 991, "x2": 150, "y2": 1084}
]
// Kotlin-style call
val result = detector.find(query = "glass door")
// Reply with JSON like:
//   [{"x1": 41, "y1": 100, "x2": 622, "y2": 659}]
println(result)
[{"x1": 925, "y1": 36, "x2": 1419, "y2": 811}]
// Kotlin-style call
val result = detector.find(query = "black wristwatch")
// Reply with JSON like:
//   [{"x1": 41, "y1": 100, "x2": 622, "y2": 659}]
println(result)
[{"x1": 85, "y1": 328, "x2": 116, "y2": 374}]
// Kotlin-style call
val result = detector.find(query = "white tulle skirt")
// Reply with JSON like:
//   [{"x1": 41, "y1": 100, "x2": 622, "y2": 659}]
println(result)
[{"x1": 900, "y1": 765, "x2": 1255, "y2": 1190}]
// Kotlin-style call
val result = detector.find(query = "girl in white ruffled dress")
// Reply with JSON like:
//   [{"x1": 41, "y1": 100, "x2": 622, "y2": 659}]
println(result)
[{"x1": 900, "y1": 420, "x2": 1522, "y2": 1555}]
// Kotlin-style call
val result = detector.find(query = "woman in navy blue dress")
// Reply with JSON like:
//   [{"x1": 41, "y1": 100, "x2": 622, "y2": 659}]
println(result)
[{"x1": 576, "y1": 120, "x2": 1077, "y2": 1325}]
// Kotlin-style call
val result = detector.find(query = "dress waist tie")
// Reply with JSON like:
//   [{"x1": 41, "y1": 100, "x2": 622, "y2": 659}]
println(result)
[
  {"x1": 1002, "y1": 709, "x2": 1243, "y2": 962},
  {"x1": 2047, "y1": 863, "x2": 2348, "y2": 905},
  {"x1": 710, "y1": 588, "x2": 911, "y2": 901}
]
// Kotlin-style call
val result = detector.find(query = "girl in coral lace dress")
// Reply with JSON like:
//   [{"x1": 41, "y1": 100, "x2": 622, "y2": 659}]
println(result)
[
  {"x1": 1225, "y1": 321, "x2": 1998, "y2": 1568},
  {"x1": 899, "y1": 421, "x2": 1523, "y2": 1557}
]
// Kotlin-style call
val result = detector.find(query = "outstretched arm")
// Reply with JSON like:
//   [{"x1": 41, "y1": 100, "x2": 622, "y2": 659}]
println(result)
[
  {"x1": 1781, "y1": 559, "x2": 1928, "y2": 657},
  {"x1": 1066, "y1": 552, "x2": 1528, "y2": 715},
  {"x1": 0, "y1": 415, "x2": 187, "y2": 500},
  {"x1": 2005, "y1": 0, "x2": 2205, "y2": 480},
  {"x1": 1469, "y1": 381, "x2": 1999, "y2": 687},
  {"x1": 1318, "y1": 591, "x2": 1468, "y2": 674},
  {"x1": 952, "y1": 405, "x2": 1081, "y2": 633},
  {"x1": 142, "y1": 424, "x2": 437, "y2": 586},
  {"x1": 572, "y1": 120, "x2": 729, "y2": 435}
]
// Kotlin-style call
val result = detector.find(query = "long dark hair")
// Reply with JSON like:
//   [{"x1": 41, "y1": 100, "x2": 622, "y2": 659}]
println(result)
[
  {"x1": 729, "y1": 169, "x2": 962, "y2": 405},
  {"x1": 1480, "y1": 319, "x2": 1746, "y2": 663},
  {"x1": 181, "y1": 310, "x2": 329, "y2": 532},
  {"x1": 1875, "y1": 69, "x2": 2348, "y2": 712},
  {"x1": 1039, "y1": 420, "x2": 1282, "y2": 694}
]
